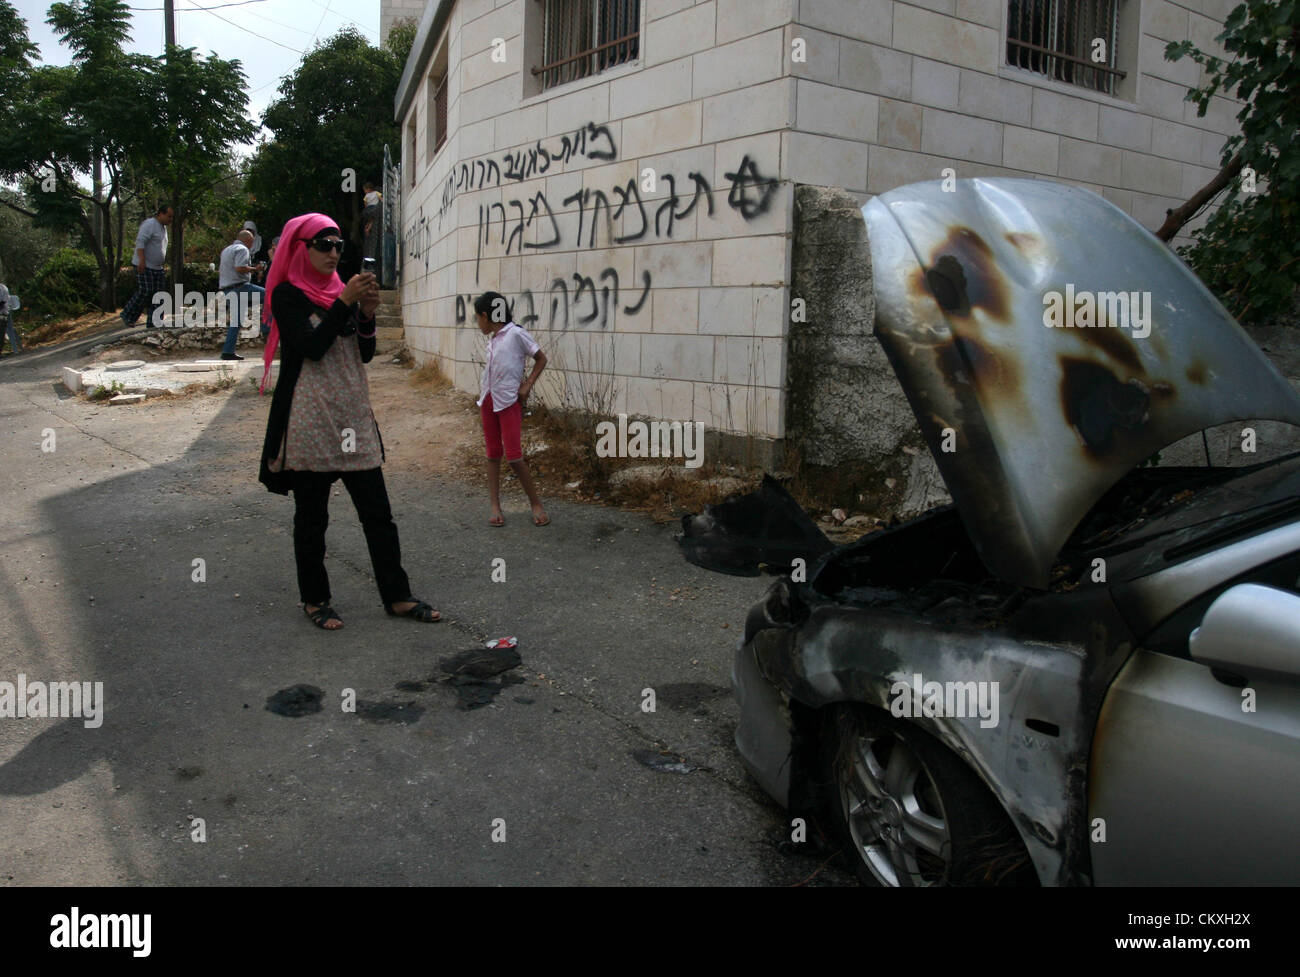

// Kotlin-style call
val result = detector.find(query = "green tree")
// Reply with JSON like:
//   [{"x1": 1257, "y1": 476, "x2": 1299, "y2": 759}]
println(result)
[
  {"x1": 0, "y1": 0, "x2": 256, "y2": 310},
  {"x1": 246, "y1": 27, "x2": 410, "y2": 274},
  {"x1": 1162, "y1": 0, "x2": 1300, "y2": 323}
]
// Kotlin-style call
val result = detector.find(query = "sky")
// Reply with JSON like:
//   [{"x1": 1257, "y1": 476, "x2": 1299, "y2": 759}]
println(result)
[{"x1": 14, "y1": 0, "x2": 384, "y2": 134}]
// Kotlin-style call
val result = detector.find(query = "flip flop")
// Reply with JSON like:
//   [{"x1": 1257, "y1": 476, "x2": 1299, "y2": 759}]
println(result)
[
  {"x1": 489, "y1": 514, "x2": 505, "y2": 527},
  {"x1": 385, "y1": 599, "x2": 442, "y2": 623},
  {"x1": 533, "y1": 511, "x2": 550, "y2": 526},
  {"x1": 305, "y1": 604, "x2": 343, "y2": 630}
]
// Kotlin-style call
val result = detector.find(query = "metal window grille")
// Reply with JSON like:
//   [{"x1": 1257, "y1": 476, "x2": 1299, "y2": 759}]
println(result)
[
  {"x1": 407, "y1": 116, "x2": 417, "y2": 187},
  {"x1": 534, "y1": 0, "x2": 640, "y2": 92},
  {"x1": 434, "y1": 73, "x2": 448, "y2": 155},
  {"x1": 1006, "y1": 0, "x2": 1126, "y2": 95}
]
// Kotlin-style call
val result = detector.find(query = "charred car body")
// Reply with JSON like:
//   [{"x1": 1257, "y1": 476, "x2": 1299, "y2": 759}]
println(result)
[{"x1": 681, "y1": 178, "x2": 1300, "y2": 885}]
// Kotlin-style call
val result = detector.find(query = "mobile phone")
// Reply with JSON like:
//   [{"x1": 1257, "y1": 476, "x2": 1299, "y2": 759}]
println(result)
[{"x1": 362, "y1": 258, "x2": 376, "y2": 272}]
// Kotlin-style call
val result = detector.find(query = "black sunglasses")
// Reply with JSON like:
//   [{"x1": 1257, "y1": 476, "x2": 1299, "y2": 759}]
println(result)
[{"x1": 308, "y1": 237, "x2": 345, "y2": 254}]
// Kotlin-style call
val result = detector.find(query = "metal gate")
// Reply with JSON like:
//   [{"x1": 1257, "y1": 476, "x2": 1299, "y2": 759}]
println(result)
[{"x1": 381, "y1": 144, "x2": 401, "y2": 290}]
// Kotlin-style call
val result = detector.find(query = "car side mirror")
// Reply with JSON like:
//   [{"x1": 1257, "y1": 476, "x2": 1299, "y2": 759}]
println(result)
[{"x1": 1189, "y1": 583, "x2": 1300, "y2": 682}]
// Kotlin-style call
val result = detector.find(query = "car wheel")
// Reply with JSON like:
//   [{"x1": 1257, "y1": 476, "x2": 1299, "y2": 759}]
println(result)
[{"x1": 821, "y1": 704, "x2": 1038, "y2": 886}]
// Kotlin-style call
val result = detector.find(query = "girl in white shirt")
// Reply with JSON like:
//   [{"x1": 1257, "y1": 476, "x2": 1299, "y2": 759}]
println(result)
[{"x1": 474, "y1": 291, "x2": 549, "y2": 527}]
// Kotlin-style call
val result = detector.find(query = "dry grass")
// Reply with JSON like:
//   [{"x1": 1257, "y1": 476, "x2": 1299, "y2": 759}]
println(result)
[
  {"x1": 483, "y1": 402, "x2": 762, "y2": 523},
  {"x1": 22, "y1": 311, "x2": 122, "y2": 349},
  {"x1": 409, "y1": 356, "x2": 453, "y2": 393}
]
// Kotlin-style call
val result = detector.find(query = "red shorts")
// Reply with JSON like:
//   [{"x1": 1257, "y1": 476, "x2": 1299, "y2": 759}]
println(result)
[{"x1": 480, "y1": 394, "x2": 523, "y2": 461}]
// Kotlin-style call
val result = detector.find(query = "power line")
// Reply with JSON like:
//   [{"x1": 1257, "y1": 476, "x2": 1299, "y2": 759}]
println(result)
[
  {"x1": 131, "y1": 1, "x2": 273, "y2": 10},
  {"x1": 307, "y1": 0, "x2": 379, "y2": 40},
  {"x1": 180, "y1": 0, "x2": 304, "y2": 53}
]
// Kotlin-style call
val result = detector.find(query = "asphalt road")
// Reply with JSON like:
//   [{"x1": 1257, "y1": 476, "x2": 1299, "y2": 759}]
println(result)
[{"x1": 0, "y1": 339, "x2": 849, "y2": 886}]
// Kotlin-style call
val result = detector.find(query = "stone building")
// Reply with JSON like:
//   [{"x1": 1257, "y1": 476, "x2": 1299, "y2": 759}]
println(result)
[{"x1": 387, "y1": 0, "x2": 1242, "y2": 456}]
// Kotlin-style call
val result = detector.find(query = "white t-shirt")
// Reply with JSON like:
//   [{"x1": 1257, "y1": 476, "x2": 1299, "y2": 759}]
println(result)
[
  {"x1": 478, "y1": 322, "x2": 540, "y2": 411},
  {"x1": 364, "y1": 190, "x2": 381, "y2": 208},
  {"x1": 218, "y1": 241, "x2": 251, "y2": 288}
]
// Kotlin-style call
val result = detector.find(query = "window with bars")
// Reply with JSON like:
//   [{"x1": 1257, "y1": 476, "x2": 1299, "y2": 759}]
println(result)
[
  {"x1": 427, "y1": 71, "x2": 447, "y2": 160},
  {"x1": 533, "y1": 0, "x2": 641, "y2": 93},
  {"x1": 1006, "y1": 0, "x2": 1126, "y2": 95},
  {"x1": 407, "y1": 113, "x2": 417, "y2": 187}
]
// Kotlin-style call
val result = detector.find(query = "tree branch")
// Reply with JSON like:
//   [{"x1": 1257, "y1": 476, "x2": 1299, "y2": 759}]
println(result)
[
  {"x1": 1156, "y1": 151, "x2": 1245, "y2": 241},
  {"x1": 0, "y1": 197, "x2": 38, "y2": 219}
]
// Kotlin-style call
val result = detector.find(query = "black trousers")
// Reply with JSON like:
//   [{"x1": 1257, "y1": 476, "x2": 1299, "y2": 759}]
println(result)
[{"x1": 291, "y1": 468, "x2": 412, "y2": 607}]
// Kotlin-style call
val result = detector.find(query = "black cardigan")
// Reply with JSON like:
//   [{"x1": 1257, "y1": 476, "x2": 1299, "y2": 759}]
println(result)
[{"x1": 258, "y1": 281, "x2": 381, "y2": 494}]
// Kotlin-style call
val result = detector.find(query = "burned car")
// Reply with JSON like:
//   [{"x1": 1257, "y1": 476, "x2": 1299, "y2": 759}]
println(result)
[{"x1": 681, "y1": 178, "x2": 1300, "y2": 886}]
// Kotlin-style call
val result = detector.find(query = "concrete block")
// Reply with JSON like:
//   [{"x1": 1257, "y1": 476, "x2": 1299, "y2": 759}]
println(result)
[
  {"x1": 1099, "y1": 105, "x2": 1153, "y2": 152},
  {"x1": 1152, "y1": 119, "x2": 1205, "y2": 161},
  {"x1": 796, "y1": 79, "x2": 878, "y2": 141},
  {"x1": 1032, "y1": 87, "x2": 1099, "y2": 140},
  {"x1": 1139, "y1": 75, "x2": 1192, "y2": 123},
  {"x1": 1143, "y1": 0, "x2": 1190, "y2": 42},
  {"x1": 699, "y1": 285, "x2": 786, "y2": 336},
  {"x1": 787, "y1": 25, "x2": 839, "y2": 85},
  {"x1": 712, "y1": 235, "x2": 788, "y2": 287},
  {"x1": 692, "y1": 30, "x2": 786, "y2": 99},
  {"x1": 912, "y1": 58, "x2": 960, "y2": 110},
  {"x1": 1122, "y1": 149, "x2": 1185, "y2": 195},
  {"x1": 957, "y1": 69, "x2": 1032, "y2": 125},
  {"x1": 718, "y1": 0, "x2": 793, "y2": 44},
  {"x1": 796, "y1": 0, "x2": 892, "y2": 45},
  {"x1": 921, "y1": 108, "x2": 1003, "y2": 166},
  {"x1": 620, "y1": 102, "x2": 703, "y2": 159},
  {"x1": 878, "y1": 97, "x2": 923, "y2": 150},
  {"x1": 61, "y1": 367, "x2": 84, "y2": 393},
  {"x1": 867, "y1": 145, "x2": 947, "y2": 194},
  {"x1": 714, "y1": 335, "x2": 783, "y2": 384},
  {"x1": 1140, "y1": 33, "x2": 1201, "y2": 89},
  {"x1": 109, "y1": 393, "x2": 146, "y2": 405},
  {"x1": 954, "y1": 0, "x2": 1002, "y2": 29},
  {"x1": 641, "y1": 333, "x2": 716, "y2": 383},
  {"x1": 635, "y1": 241, "x2": 714, "y2": 288},
  {"x1": 609, "y1": 59, "x2": 695, "y2": 120},
  {"x1": 1002, "y1": 125, "x2": 1059, "y2": 174},
  {"x1": 703, "y1": 78, "x2": 793, "y2": 143},
  {"x1": 645, "y1": 1, "x2": 717, "y2": 67},
  {"x1": 892, "y1": 4, "x2": 998, "y2": 73},
  {"x1": 545, "y1": 84, "x2": 610, "y2": 140},
  {"x1": 1058, "y1": 136, "x2": 1122, "y2": 185},
  {"x1": 838, "y1": 39, "x2": 911, "y2": 99},
  {"x1": 652, "y1": 287, "x2": 701, "y2": 334},
  {"x1": 782, "y1": 131, "x2": 869, "y2": 191}
]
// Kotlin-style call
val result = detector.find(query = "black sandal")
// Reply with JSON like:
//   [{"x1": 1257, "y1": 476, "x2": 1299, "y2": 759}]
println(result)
[
  {"x1": 305, "y1": 604, "x2": 343, "y2": 629},
  {"x1": 385, "y1": 599, "x2": 441, "y2": 623}
]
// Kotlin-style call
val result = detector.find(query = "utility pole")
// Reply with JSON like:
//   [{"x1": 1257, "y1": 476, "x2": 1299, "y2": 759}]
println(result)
[{"x1": 163, "y1": 0, "x2": 182, "y2": 287}]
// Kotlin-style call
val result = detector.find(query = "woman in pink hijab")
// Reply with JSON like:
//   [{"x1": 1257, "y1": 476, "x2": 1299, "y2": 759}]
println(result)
[{"x1": 258, "y1": 212, "x2": 441, "y2": 629}]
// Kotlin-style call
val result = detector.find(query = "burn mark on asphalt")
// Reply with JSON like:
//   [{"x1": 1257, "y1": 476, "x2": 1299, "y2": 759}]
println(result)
[
  {"x1": 174, "y1": 766, "x2": 202, "y2": 780},
  {"x1": 631, "y1": 749, "x2": 698, "y2": 774},
  {"x1": 266, "y1": 684, "x2": 323, "y2": 717},
  {"x1": 656, "y1": 682, "x2": 731, "y2": 714},
  {"x1": 439, "y1": 646, "x2": 525, "y2": 710},
  {"x1": 356, "y1": 700, "x2": 425, "y2": 724}
]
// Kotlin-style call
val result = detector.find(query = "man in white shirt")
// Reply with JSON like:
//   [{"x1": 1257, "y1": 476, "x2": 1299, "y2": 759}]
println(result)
[
  {"x1": 0, "y1": 282, "x2": 21, "y2": 355},
  {"x1": 217, "y1": 228, "x2": 265, "y2": 360},
  {"x1": 120, "y1": 203, "x2": 173, "y2": 327}
]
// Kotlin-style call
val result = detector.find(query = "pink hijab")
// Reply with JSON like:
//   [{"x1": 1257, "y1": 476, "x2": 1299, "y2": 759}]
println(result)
[{"x1": 260, "y1": 212, "x2": 347, "y2": 392}]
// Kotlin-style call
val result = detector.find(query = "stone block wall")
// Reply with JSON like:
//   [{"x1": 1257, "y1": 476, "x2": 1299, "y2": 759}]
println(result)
[{"x1": 399, "y1": 0, "x2": 796, "y2": 441}]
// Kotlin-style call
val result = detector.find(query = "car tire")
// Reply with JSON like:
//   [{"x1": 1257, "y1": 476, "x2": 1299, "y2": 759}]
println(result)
[{"x1": 820, "y1": 704, "x2": 1038, "y2": 886}]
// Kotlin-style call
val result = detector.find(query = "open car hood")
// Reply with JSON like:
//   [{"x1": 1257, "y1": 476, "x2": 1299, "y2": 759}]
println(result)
[{"x1": 864, "y1": 178, "x2": 1300, "y2": 588}]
